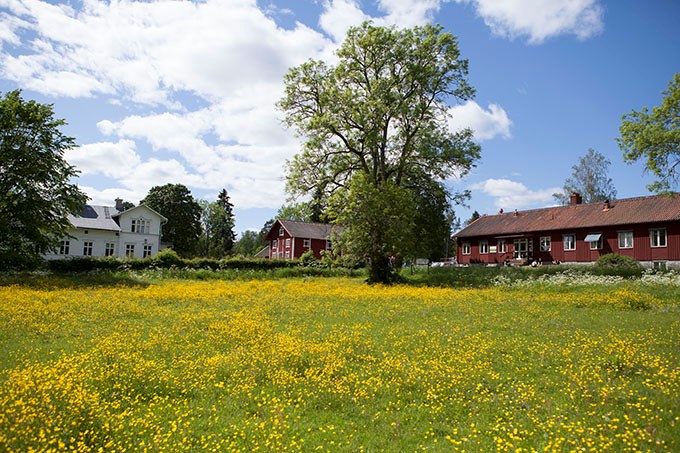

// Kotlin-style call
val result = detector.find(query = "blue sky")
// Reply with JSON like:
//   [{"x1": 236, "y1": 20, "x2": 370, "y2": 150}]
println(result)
[{"x1": 1, "y1": 0, "x2": 678, "y2": 234}]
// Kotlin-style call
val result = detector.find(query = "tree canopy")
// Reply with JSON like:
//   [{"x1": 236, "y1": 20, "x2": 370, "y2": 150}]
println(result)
[
  {"x1": 553, "y1": 148, "x2": 617, "y2": 205},
  {"x1": 279, "y1": 22, "x2": 480, "y2": 282},
  {"x1": 200, "y1": 188, "x2": 237, "y2": 257},
  {"x1": 141, "y1": 184, "x2": 202, "y2": 257},
  {"x1": 0, "y1": 90, "x2": 88, "y2": 269},
  {"x1": 617, "y1": 73, "x2": 680, "y2": 193}
]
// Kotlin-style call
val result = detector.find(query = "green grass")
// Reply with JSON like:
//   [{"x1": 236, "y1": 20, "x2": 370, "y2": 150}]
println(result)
[{"x1": 0, "y1": 273, "x2": 678, "y2": 451}]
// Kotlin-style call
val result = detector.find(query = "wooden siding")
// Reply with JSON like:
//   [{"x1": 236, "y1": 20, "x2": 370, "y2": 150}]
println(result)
[{"x1": 457, "y1": 221, "x2": 680, "y2": 265}]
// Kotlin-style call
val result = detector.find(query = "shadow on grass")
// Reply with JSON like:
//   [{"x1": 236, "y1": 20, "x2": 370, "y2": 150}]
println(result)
[{"x1": 0, "y1": 271, "x2": 150, "y2": 289}]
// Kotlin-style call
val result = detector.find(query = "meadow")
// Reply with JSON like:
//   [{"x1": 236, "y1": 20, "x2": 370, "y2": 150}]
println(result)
[{"x1": 1, "y1": 270, "x2": 678, "y2": 451}]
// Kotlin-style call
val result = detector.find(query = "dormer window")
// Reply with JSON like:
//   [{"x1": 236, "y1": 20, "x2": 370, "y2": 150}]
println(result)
[{"x1": 131, "y1": 218, "x2": 150, "y2": 234}]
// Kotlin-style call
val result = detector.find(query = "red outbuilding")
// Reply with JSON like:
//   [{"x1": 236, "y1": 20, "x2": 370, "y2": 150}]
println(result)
[
  {"x1": 264, "y1": 219, "x2": 342, "y2": 260},
  {"x1": 454, "y1": 193, "x2": 680, "y2": 269}
]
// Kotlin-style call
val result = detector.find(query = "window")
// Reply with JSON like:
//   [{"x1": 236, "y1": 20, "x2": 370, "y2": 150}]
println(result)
[
  {"x1": 618, "y1": 231, "x2": 633, "y2": 249},
  {"x1": 479, "y1": 240, "x2": 489, "y2": 254},
  {"x1": 125, "y1": 244, "x2": 135, "y2": 258},
  {"x1": 650, "y1": 228, "x2": 667, "y2": 247},
  {"x1": 285, "y1": 238, "x2": 291, "y2": 248},
  {"x1": 513, "y1": 238, "x2": 529, "y2": 259},
  {"x1": 279, "y1": 227, "x2": 284, "y2": 236},
  {"x1": 272, "y1": 239, "x2": 277, "y2": 249},
  {"x1": 540, "y1": 236, "x2": 551, "y2": 252},
  {"x1": 498, "y1": 240, "x2": 506, "y2": 253},
  {"x1": 326, "y1": 240, "x2": 333, "y2": 250},
  {"x1": 143, "y1": 245, "x2": 153, "y2": 258},
  {"x1": 563, "y1": 234, "x2": 576, "y2": 251},
  {"x1": 131, "y1": 218, "x2": 150, "y2": 234},
  {"x1": 83, "y1": 241, "x2": 93, "y2": 256},
  {"x1": 303, "y1": 239, "x2": 311, "y2": 248},
  {"x1": 586, "y1": 233, "x2": 603, "y2": 250},
  {"x1": 462, "y1": 241, "x2": 471, "y2": 255},
  {"x1": 105, "y1": 242, "x2": 115, "y2": 257},
  {"x1": 58, "y1": 240, "x2": 70, "y2": 255}
]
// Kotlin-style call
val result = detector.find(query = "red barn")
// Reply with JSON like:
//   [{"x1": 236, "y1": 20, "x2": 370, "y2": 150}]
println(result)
[
  {"x1": 264, "y1": 219, "x2": 342, "y2": 260},
  {"x1": 454, "y1": 193, "x2": 680, "y2": 269}
]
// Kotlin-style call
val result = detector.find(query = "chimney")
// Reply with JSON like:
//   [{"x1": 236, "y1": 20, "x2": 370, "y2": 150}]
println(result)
[
  {"x1": 498, "y1": 208, "x2": 504, "y2": 215},
  {"x1": 115, "y1": 198, "x2": 124, "y2": 211},
  {"x1": 513, "y1": 209, "x2": 519, "y2": 217},
  {"x1": 569, "y1": 192, "x2": 582, "y2": 206},
  {"x1": 603, "y1": 199, "x2": 610, "y2": 211}
]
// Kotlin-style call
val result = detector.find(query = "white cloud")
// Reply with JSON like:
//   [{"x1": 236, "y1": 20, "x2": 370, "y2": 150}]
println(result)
[
  {"x1": 456, "y1": 0, "x2": 604, "y2": 44},
  {"x1": 65, "y1": 140, "x2": 141, "y2": 179},
  {"x1": 448, "y1": 101, "x2": 512, "y2": 141},
  {"x1": 319, "y1": 0, "x2": 443, "y2": 42},
  {"x1": 470, "y1": 178, "x2": 560, "y2": 209}
]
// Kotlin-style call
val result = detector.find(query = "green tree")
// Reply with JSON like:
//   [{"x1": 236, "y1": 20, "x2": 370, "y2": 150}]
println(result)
[
  {"x1": 141, "y1": 184, "x2": 202, "y2": 257},
  {"x1": 553, "y1": 148, "x2": 617, "y2": 205},
  {"x1": 0, "y1": 90, "x2": 88, "y2": 269},
  {"x1": 214, "y1": 189, "x2": 236, "y2": 254},
  {"x1": 466, "y1": 210, "x2": 481, "y2": 226},
  {"x1": 617, "y1": 73, "x2": 680, "y2": 193},
  {"x1": 234, "y1": 230, "x2": 265, "y2": 257},
  {"x1": 279, "y1": 22, "x2": 480, "y2": 282}
]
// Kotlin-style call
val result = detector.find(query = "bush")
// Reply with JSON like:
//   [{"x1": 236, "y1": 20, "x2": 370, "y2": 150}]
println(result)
[
  {"x1": 594, "y1": 254, "x2": 644, "y2": 277},
  {"x1": 150, "y1": 249, "x2": 184, "y2": 268}
]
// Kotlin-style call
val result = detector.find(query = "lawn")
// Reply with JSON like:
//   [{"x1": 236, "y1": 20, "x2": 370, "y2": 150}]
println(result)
[{"x1": 1, "y1": 272, "x2": 678, "y2": 451}]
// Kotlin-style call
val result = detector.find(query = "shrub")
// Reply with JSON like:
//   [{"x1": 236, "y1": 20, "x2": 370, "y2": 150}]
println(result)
[
  {"x1": 594, "y1": 254, "x2": 644, "y2": 277},
  {"x1": 299, "y1": 250, "x2": 316, "y2": 266},
  {"x1": 150, "y1": 249, "x2": 184, "y2": 268}
]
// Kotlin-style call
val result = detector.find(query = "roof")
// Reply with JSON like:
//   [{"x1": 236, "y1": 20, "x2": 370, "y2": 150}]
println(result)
[
  {"x1": 112, "y1": 203, "x2": 168, "y2": 222},
  {"x1": 455, "y1": 194, "x2": 680, "y2": 239},
  {"x1": 254, "y1": 245, "x2": 270, "y2": 258},
  {"x1": 266, "y1": 219, "x2": 342, "y2": 241},
  {"x1": 68, "y1": 203, "x2": 167, "y2": 231},
  {"x1": 68, "y1": 205, "x2": 122, "y2": 231}
]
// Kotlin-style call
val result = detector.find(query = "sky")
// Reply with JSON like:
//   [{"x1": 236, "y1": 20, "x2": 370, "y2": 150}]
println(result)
[{"x1": 1, "y1": 0, "x2": 678, "y2": 235}]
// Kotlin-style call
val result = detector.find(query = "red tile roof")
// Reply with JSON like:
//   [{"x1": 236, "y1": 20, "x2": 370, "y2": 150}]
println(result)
[{"x1": 454, "y1": 194, "x2": 680, "y2": 238}]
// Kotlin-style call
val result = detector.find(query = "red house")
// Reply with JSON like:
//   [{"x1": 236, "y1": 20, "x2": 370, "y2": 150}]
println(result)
[
  {"x1": 264, "y1": 219, "x2": 342, "y2": 260},
  {"x1": 454, "y1": 193, "x2": 680, "y2": 269}
]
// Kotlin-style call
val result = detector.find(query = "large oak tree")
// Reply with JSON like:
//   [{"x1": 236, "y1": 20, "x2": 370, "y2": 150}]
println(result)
[
  {"x1": 0, "y1": 90, "x2": 88, "y2": 269},
  {"x1": 279, "y1": 22, "x2": 480, "y2": 282},
  {"x1": 618, "y1": 73, "x2": 680, "y2": 193}
]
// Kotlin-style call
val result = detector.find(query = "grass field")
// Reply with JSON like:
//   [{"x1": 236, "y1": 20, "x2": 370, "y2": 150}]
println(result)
[{"x1": 1, "y1": 272, "x2": 679, "y2": 451}]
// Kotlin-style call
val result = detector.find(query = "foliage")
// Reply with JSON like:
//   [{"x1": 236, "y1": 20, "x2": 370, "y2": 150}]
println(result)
[
  {"x1": 141, "y1": 183, "x2": 202, "y2": 257},
  {"x1": 298, "y1": 249, "x2": 316, "y2": 266},
  {"x1": 0, "y1": 90, "x2": 89, "y2": 269},
  {"x1": 595, "y1": 252, "x2": 644, "y2": 270},
  {"x1": 329, "y1": 174, "x2": 416, "y2": 283},
  {"x1": 1, "y1": 277, "x2": 678, "y2": 451},
  {"x1": 234, "y1": 230, "x2": 265, "y2": 257},
  {"x1": 465, "y1": 210, "x2": 481, "y2": 226},
  {"x1": 617, "y1": 73, "x2": 680, "y2": 192},
  {"x1": 278, "y1": 186, "x2": 327, "y2": 223},
  {"x1": 199, "y1": 189, "x2": 236, "y2": 258},
  {"x1": 553, "y1": 148, "x2": 617, "y2": 205},
  {"x1": 279, "y1": 22, "x2": 480, "y2": 282}
]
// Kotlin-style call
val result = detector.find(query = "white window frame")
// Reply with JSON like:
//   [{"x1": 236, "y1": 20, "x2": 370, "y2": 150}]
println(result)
[
  {"x1": 326, "y1": 240, "x2": 333, "y2": 250},
  {"x1": 285, "y1": 238, "x2": 291, "y2": 248},
  {"x1": 461, "y1": 241, "x2": 471, "y2": 255},
  {"x1": 513, "y1": 238, "x2": 528, "y2": 259},
  {"x1": 143, "y1": 244, "x2": 153, "y2": 258},
  {"x1": 105, "y1": 242, "x2": 115, "y2": 257},
  {"x1": 125, "y1": 243, "x2": 135, "y2": 258},
  {"x1": 539, "y1": 236, "x2": 551, "y2": 252},
  {"x1": 479, "y1": 240, "x2": 489, "y2": 254},
  {"x1": 272, "y1": 239, "x2": 277, "y2": 249},
  {"x1": 303, "y1": 238, "x2": 311, "y2": 248},
  {"x1": 563, "y1": 234, "x2": 576, "y2": 251},
  {"x1": 650, "y1": 228, "x2": 667, "y2": 248},
  {"x1": 59, "y1": 240, "x2": 70, "y2": 255},
  {"x1": 279, "y1": 227, "x2": 284, "y2": 236},
  {"x1": 83, "y1": 241, "x2": 93, "y2": 256},
  {"x1": 588, "y1": 233, "x2": 604, "y2": 250},
  {"x1": 497, "y1": 239, "x2": 506, "y2": 253},
  {"x1": 618, "y1": 231, "x2": 633, "y2": 249}
]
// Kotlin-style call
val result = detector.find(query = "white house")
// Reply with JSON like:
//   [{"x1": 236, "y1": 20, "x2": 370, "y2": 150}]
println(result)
[{"x1": 44, "y1": 199, "x2": 168, "y2": 260}]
